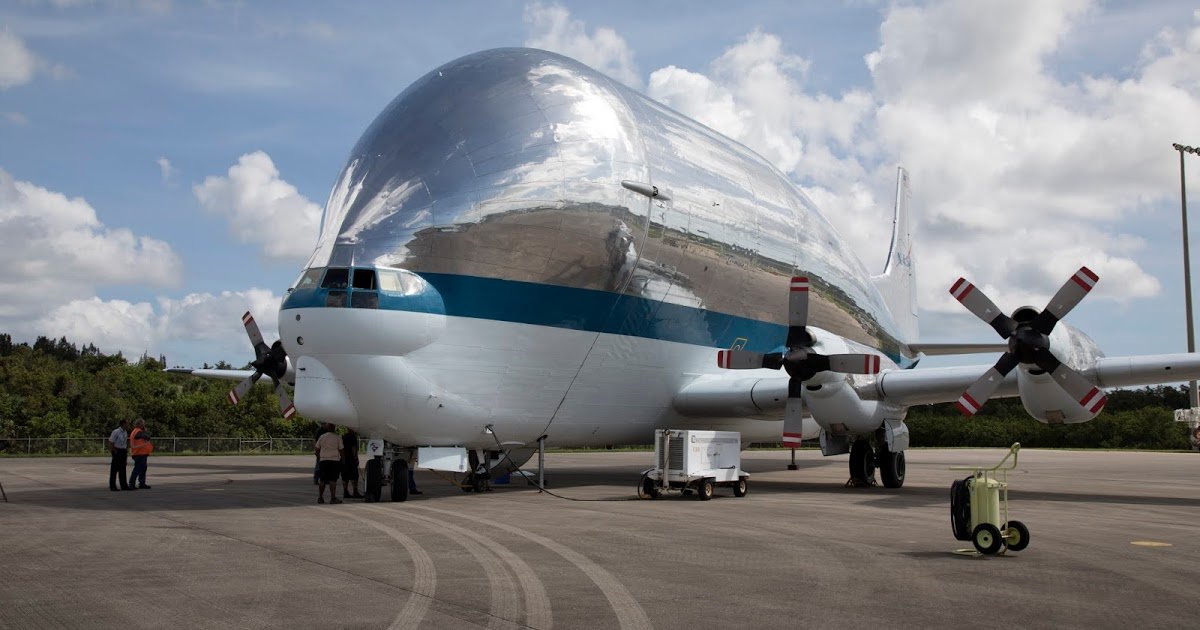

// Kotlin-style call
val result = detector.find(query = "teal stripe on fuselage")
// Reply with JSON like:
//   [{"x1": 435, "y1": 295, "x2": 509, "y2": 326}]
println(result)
[{"x1": 282, "y1": 272, "x2": 907, "y2": 363}]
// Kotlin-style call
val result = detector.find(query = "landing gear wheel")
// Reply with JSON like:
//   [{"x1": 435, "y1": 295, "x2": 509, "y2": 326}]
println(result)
[
  {"x1": 364, "y1": 458, "x2": 382, "y2": 503},
  {"x1": 390, "y1": 459, "x2": 409, "y2": 502},
  {"x1": 640, "y1": 476, "x2": 659, "y2": 499},
  {"x1": 879, "y1": 449, "x2": 906, "y2": 488},
  {"x1": 698, "y1": 479, "x2": 715, "y2": 501},
  {"x1": 733, "y1": 478, "x2": 748, "y2": 497},
  {"x1": 1005, "y1": 520, "x2": 1030, "y2": 551},
  {"x1": 849, "y1": 440, "x2": 876, "y2": 485},
  {"x1": 972, "y1": 523, "x2": 1004, "y2": 555}
]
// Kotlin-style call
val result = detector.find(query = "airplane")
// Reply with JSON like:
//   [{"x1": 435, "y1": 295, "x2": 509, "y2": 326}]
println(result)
[{"x1": 171, "y1": 47, "x2": 1200, "y2": 502}]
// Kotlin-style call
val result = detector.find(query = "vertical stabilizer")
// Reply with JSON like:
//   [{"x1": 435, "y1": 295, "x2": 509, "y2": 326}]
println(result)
[{"x1": 872, "y1": 167, "x2": 917, "y2": 343}]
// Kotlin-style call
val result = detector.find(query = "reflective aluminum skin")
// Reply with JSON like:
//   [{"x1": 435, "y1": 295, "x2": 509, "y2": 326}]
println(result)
[{"x1": 299, "y1": 47, "x2": 907, "y2": 357}]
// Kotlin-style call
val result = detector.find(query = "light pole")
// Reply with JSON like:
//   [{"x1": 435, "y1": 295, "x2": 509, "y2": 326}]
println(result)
[{"x1": 1174, "y1": 142, "x2": 1200, "y2": 408}]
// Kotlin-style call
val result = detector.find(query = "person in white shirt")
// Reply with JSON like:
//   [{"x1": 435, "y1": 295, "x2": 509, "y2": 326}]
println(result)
[
  {"x1": 314, "y1": 423, "x2": 344, "y2": 504},
  {"x1": 108, "y1": 419, "x2": 130, "y2": 491}
]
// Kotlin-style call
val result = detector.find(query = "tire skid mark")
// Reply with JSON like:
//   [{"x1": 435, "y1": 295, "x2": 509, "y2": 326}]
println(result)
[
  {"x1": 414, "y1": 505, "x2": 652, "y2": 630},
  {"x1": 337, "y1": 510, "x2": 438, "y2": 630},
  {"x1": 366, "y1": 504, "x2": 553, "y2": 630}
]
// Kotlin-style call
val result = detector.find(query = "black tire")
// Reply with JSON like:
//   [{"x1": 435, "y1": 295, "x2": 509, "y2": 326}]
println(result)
[
  {"x1": 849, "y1": 439, "x2": 875, "y2": 484},
  {"x1": 698, "y1": 479, "x2": 714, "y2": 501},
  {"x1": 641, "y1": 476, "x2": 659, "y2": 499},
  {"x1": 972, "y1": 523, "x2": 1004, "y2": 555},
  {"x1": 390, "y1": 459, "x2": 409, "y2": 502},
  {"x1": 1005, "y1": 520, "x2": 1030, "y2": 551},
  {"x1": 879, "y1": 449, "x2": 906, "y2": 488},
  {"x1": 950, "y1": 477, "x2": 973, "y2": 541},
  {"x1": 733, "y1": 478, "x2": 748, "y2": 497},
  {"x1": 364, "y1": 458, "x2": 383, "y2": 503}
]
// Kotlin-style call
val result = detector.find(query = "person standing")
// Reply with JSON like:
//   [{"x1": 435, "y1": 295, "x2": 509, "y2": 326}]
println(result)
[
  {"x1": 108, "y1": 419, "x2": 130, "y2": 491},
  {"x1": 314, "y1": 423, "x2": 343, "y2": 504},
  {"x1": 128, "y1": 419, "x2": 153, "y2": 489},
  {"x1": 341, "y1": 428, "x2": 363, "y2": 499}
]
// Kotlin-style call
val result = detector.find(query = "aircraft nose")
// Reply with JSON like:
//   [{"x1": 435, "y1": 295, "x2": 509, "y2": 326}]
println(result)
[{"x1": 278, "y1": 268, "x2": 446, "y2": 357}]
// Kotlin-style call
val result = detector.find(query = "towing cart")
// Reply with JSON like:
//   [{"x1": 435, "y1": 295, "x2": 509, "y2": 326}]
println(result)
[
  {"x1": 950, "y1": 442, "x2": 1029, "y2": 555},
  {"x1": 639, "y1": 429, "x2": 748, "y2": 500}
]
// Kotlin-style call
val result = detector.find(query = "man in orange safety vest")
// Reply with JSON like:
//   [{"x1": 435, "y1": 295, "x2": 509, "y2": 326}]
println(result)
[{"x1": 128, "y1": 418, "x2": 153, "y2": 489}]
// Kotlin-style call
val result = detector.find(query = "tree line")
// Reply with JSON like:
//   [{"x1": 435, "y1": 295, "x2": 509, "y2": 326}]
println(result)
[{"x1": 0, "y1": 333, "x2": 1194, "y2": 451}]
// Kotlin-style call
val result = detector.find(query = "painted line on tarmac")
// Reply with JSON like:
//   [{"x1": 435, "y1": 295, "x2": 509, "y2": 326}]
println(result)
[
  {"x1": 365, "y1": 503, "x2": 553, "y2": 630},
  {"x1": 415, "y1": 504, "x2": 652, "y2": 630}
]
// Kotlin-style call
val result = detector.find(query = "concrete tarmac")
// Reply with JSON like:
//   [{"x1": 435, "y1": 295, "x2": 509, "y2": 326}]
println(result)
[{"x1": 1, "y1": 448, "x2": 1198, "y2": 629}]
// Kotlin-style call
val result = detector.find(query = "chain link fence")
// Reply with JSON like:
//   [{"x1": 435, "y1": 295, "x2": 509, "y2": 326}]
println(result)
[{"x1": 0, "y1": 437, "x2": 316, "y2": 456}]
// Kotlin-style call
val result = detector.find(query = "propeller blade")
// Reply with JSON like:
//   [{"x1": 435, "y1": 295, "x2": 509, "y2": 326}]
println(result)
[
  {"x1": 242, "y1": 311, "x2": 266, "y2": 349},
  {"x1": 274, "y1": 380, "x2": 297, "y2": 419},
  {"x1": 227, "y1": 372, "x2": 262, "y2": 405},
  {"x1": 955, "y1": 353, "x2": 1020, "y2": 416},
  {"x1": 1032, "y1": 267, "x2": 1099, "y2": 335},
  {"x1": 825, "y1": 354, "x2": 882, "y2": 375},
  {"x1": 1047, "y1": 362, "x2": 1107, "y2": 414},
  {"x1": 717, "y1": 349, "x2": 771, "y2": 369},
  {"x1": 782, "y1": 394, "x2": 805, "y2": 447},
  {"x1": 788, "y1": 276, "x2": 809, "y2": 328},
  {"x1": 949, "y1": 278, "x2": 1016, "y2": 339}
]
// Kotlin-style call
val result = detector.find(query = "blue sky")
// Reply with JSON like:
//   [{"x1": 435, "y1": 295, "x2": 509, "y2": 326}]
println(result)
[{"x1": 1, "y1": 0, "x2": 1199, "y2": 370}]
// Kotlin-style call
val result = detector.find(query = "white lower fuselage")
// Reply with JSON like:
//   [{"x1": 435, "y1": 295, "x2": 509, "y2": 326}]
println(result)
[{"x1": 284, "y1": 308, "x2": 801, "y2": 449}]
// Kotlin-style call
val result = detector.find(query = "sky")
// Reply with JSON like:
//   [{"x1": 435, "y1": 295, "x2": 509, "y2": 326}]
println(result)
[{"x1": 1, "y1": 0, "x2": 1199, "y2": 370}]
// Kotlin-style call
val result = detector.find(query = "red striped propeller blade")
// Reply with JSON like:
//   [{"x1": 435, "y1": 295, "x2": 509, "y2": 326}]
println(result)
[
  {"x1": 782, "y1": 396, "x2": 805, "y2": 447},
  {"x1": 949, "y1": 277, "x2": 1017, "y2": 339},
  {"x1": 275, "y1": 381, "x2": 297, "y2": 419},
  {"x1": 717, "y1": 349, "x2": 767, "y2": 370},
  {"x1": 788, "y1": 276, "x2": 809, "y2": 329},
  {"x1": 228, "y1": 372, "x2": 261, "y2": 406},
  {"x1": 1049, "y1": 362, "x2": 1108, "y2": 414},
  {"x1": 955, "y1": 353, "x2": 1020, "y2": 417},
  {"x1": 242, "y1": 311, "x2": 266, "y2": 350},
  {"x1": 1033, "y1": 267, "x2": 1099, "y2": 334},
  {"x1": 826, "y1": 353, "x2": 882, "y2": 375}
]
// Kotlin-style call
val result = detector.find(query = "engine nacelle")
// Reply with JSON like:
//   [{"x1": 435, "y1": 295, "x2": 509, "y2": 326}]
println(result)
[{"x1": 1017, "y1": 322, "x2": 1105, "y2": 424}]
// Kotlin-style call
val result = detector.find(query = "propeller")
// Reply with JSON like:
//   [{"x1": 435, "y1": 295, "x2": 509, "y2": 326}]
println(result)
[
  {"x1": 227, "y1": 311, "x2": 296, "y2": 419},
  {"x1": 717, "y1": 276, "x2": 882, "y2": 427},
  {"x1": 949, "y1": 267, "x2": 1106, "y2": 417}
]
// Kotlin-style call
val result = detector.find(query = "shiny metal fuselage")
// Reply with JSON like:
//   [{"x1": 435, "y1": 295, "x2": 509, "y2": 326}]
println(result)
[{"x1": 279, "y1": 48, "x2": 907, "y2": 448}]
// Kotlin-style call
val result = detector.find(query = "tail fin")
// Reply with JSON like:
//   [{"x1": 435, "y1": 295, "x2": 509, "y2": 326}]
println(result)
[{"x1": 872, "y1": 167, "x2": 917, "y2": 343}]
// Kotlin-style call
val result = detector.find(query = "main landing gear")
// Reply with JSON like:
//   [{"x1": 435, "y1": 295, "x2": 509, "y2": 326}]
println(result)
[
  {"x1": 847, "y1": 438, "x2": 906, "y2": 488},
  {"x1": 364, "y1": 440, "x2": 414, "y2": 503}
]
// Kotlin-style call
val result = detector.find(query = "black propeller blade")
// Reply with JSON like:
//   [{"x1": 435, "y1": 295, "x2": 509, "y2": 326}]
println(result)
[
  {"x1": 228, "y1": 311, "x2": 296, "y2": 419},
  {"x1": 949, "y1": 267, "x2": 1105, "y2": 417}
]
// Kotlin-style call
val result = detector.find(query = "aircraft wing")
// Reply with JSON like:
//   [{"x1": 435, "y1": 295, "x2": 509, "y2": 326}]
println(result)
[
  {"x1": 675, "y1": 352, "x2": 1200, "y2": 416},
  {"x1": 164, "y1": 367, "x2": 256, "y2": 381}
]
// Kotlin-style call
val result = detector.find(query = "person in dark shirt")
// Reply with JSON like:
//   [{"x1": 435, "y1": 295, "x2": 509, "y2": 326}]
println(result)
[{"x1": 341, "y1": 428, "x2": 363, "y2": 498}]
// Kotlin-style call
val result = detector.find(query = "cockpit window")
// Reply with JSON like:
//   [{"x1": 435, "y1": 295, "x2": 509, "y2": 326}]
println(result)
[
  {"x1": 294, "y1": 268, "x2": 324, "y2": 290},
  {"x1": 352, "y1": 268, "x2": 376, "y2": 290},
  {"x1": 321, "y1": 268, "x2": 349, "y2": 289},
  {"x1": 377, "y1": 269, "x2": 423, "y2": 295}
]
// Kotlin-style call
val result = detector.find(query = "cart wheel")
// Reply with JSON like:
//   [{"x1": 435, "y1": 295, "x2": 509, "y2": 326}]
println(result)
[
  {"x1": 1005, "y1": 520, "x2": 1030, "y2": 551},
  {"x1": 641, "y1": 476, "x2": 659, "y2": 499},
  {"x1": 733, "y1": 477, "x2": 748, "y2": 497},
  {"x1": 698, "y1": 479, "x2": 714, "y2": 501},
  {"x1": 972, "y1": 523, "x2": 1003, "y2": 555}
]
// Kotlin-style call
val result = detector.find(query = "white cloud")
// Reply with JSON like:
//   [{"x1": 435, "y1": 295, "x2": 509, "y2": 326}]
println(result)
[
  {"x1": 639, "y1": 3, "x2": 1200, "y2": 339},
  {"x1": 3, "y1": 111, "x2": 29, "y2": 125},
  {"x1": 193, "y1": 151, "x2": 321, "y2": 262},
  {"x1": 0, "y1": 168, "x2": 182, "y2": 322},
  {"x1": 524, "y1": 1, "x2": 640, "y2": 88},
  {"x1": 156, "y1": 156, "x2": 178, "y2": 185},
  {"x1": 33, "y1": 289, "x2": 281, "y2": 363},
  {"x1": 0, "y1": 30, "x2": 39, "y2": 89}
]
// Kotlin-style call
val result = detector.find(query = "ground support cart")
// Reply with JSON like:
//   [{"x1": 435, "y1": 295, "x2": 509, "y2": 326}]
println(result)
[
  {"x1": 639, "y1": 429, "x2": 749, "y2": 500},
  {"x1": 950, "y1": 442, "x2": 1030, "y2": 555}
]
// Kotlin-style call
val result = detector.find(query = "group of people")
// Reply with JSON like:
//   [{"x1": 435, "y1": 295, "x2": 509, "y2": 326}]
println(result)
[
  {"x1": 313, "y1": 423, "x2": 419, "y2": 504},
  {"x1": 108, "y1": 418, "x2": 153, "y2": 491}
]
